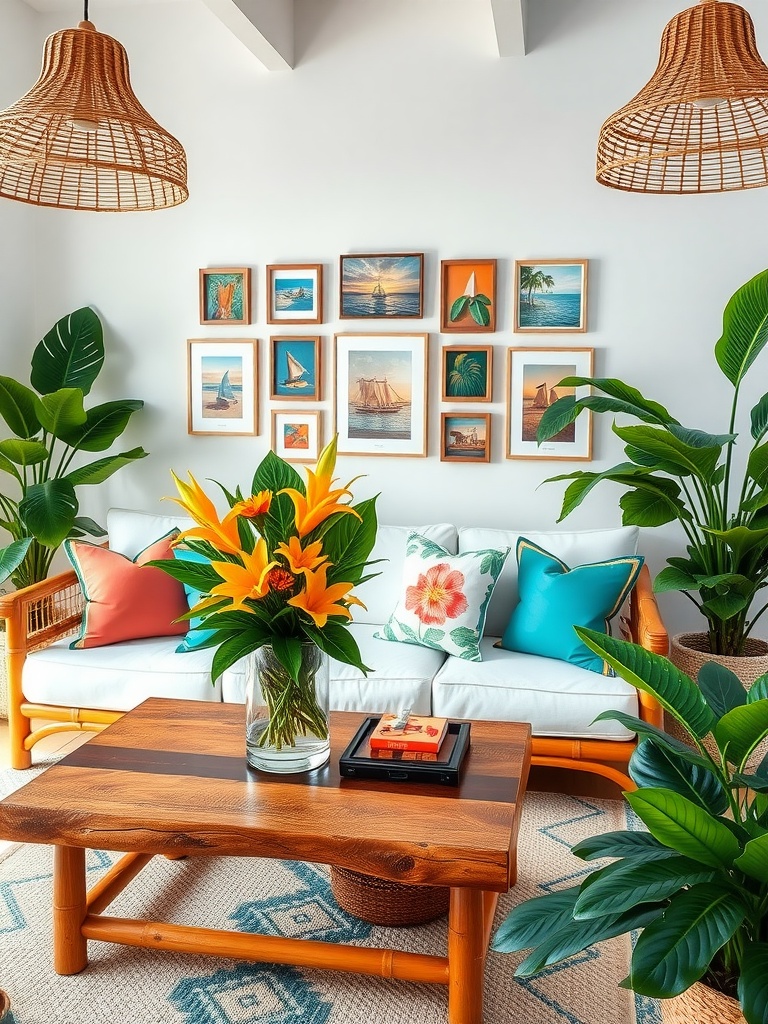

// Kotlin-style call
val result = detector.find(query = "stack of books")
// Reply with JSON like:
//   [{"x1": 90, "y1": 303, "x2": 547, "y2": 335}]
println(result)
[
  {"x1": 339, "y1": 713, "x2": 471, "y2": 786},
  {"x1": 368, "y1": 714, "x2": 449, "y2": 760}
]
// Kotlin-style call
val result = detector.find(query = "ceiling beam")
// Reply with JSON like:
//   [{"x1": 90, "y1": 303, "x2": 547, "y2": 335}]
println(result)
[
  {"x1": 200, "y1": 0, "x2": 294, "y2": 71},
  {"x1": 490, "y1": 0, "x2": 527, "y2": 57}
]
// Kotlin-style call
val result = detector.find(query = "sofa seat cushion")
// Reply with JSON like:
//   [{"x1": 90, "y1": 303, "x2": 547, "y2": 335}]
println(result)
[
  {"x1": 22, "y1": 636, "x2": 221, "y2": 711},
  {"x1": 221, "y1": 624, "x2": 440, "y2": 715},
  {"x1": 430, "y1": 638, "x2": 637, "y2": 741}
]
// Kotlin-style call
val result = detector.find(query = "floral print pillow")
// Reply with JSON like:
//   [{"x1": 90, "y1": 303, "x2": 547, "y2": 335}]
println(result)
[{"x1": 374, "y1": 533, "x2": 509, "y2": 662}]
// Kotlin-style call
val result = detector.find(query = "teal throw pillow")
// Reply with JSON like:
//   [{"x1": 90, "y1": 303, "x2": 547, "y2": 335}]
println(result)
[
  {"x1": 374, "y1": 532, "x2": 509, "y2": 662},
  {"x1": 498, "y1": 538, "x2": 644, "y2": 674},
  {"x1": 173, "y1": 546, "x2": 217, "y2": 653}
]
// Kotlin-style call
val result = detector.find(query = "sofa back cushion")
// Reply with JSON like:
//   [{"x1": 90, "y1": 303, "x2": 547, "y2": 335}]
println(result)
[
  {"x1": 108, "y1": 507, "x2": 194, "y2": 559},
  {"x1": 458, "y1": 526, "x2": 640, "y2": 637}
]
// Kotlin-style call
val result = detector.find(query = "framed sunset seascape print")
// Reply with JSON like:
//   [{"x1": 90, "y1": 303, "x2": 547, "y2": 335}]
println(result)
[
  {"x1": 339, "y1": 254, "x2": 423, "y2": 319},
  {"x1": 506, "y1": 347, "x2": 593, "y2": 460},
  {"x1": 199, "y1": 267, "x2": 251, "y2": 325},
  {"x1": 441, "y1": 345, "x2": 493, "y2": 402},
  {"x1": 334, "y1": 333, "x2": 428, "y2": 457},
  {"x1": 440, "y1": 413, "x2": 491, "y2": 463},
  {"x1": 270, "y1": 336, "x2": 321, "y2": 401},
  {"x1": 514, "y1": 259, "x2": 588, "y2": 333},
  {"x1": 267, "y1": 264, "x2": 323, "y2": 325},
  {"x1": 440, "y1": 259, "x2": 497, "y2": 333},
  {"x1": 272, "y1": 410, "x2": 321, "y2": 463},
  {"x1": 187, "y1": 339, "x2": 258, "y2": 436}
]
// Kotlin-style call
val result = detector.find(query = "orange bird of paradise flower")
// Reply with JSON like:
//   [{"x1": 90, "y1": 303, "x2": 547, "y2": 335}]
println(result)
[
  {"x1": 287, "y1": 562, "x2": 363, "y2": 629},
  {"x1": 281, "y1": 436, "x2": 361, "y2": 538},
  {"x1": 275, "y1": 536, "x2": 327, "y2": 576},
  {"x1": 169, "y1": 471, "x2": 243, "y2": 555},
  {"x1": 206, "y1": 540, "x2": 278, "y2": 612}
]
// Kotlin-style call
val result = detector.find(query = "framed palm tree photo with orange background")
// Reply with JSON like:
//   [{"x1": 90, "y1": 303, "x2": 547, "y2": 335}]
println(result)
[
  {"x1": 440, "y1": 259, "x2": 497, "y2": 333},
  {"x1": 514, "y1": 259, "x2": 588, "y2": 333},
  {"x1": 199, "y1": 267, "x2": 251, "y2": 325}
]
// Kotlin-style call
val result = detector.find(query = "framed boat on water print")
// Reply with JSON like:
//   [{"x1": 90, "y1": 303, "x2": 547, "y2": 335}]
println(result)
[
  {"x1": 440, "y1": 259, "x2": 497, "y2": 333},
  {"x1": 269, "y1": 336, "x2": 321, "y2": 401},
  {"x1": 267, "y1": 264, "x2": 323, "y2": 325},
  {"x1": 440, "y1": 413, "x2": 491, "y2": 463},
  {"x1": 334, "y1": 333, "x2": 428, "y2": 457},
  {"x1": 441, "y1": 345, "x2": 493, "y2": 402},
  {"x1": 514, "y1": 259, "x2": 588, "y2": 333},
  {"x1": 339, "y1": 254, "x2": 423, "y2": 319},
  {"x1": 506, "y1": 347, "x2": 593, "y2": 460},
  {"x1": 187, "y1": 339, "x2": 258, "y2": 436},
  {"x1": 272, "y1": 410, "x2": 321, "y2": 463},
  {"x1": 199, "y1": 267, "x2": 251, "y2": 325}
]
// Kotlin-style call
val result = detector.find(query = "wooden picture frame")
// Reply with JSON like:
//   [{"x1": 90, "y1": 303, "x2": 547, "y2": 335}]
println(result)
[
  {"x1": 440, "y1": 413, "x2": 491, "y2": 463},
  {"x1": 339, "y1": 253, "x2": 424, "y2": 319},
  {"x1": 272, "y1": 410, "x2": 322, "y2": 463},
  {"x1": 269, "y1": 336, "x2": 321, "y2": 401},
  {"x1": 187, "y1": 339, "x2": 258, "y2": 436},
  {"x1": 334, "y1": 333, "x2": 429, "y2": 457},
  {"x1": 441, "y1": 345, "x2": 493, "y2": 402},
  {"x1": 506, "y1": 347, "x2": 593, "y2": 460},
  {"x1": 440, "y1": 259, "x2": 497, "y2": 333},
  {"x1": 199, "y1": 267, "x2": 251, "y2": 325},
  {"x1": 267, "y1": 264, "x2": 323, "y2": 325},
  {"x1": 514, "y1": 259, "x2": 589, "y2": 333}
]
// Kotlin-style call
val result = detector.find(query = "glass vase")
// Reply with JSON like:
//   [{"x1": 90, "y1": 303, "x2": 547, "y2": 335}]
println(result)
[{"x1": 244, "y1": 643, "x2": 330, "y2": 773}]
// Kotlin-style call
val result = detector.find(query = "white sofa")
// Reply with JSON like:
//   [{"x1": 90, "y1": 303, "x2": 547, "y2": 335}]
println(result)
[{"x1": 1, "y1": 509, "x2": 668, "y2": 779}]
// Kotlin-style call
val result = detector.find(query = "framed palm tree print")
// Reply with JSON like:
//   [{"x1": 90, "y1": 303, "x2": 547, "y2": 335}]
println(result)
[
  {"x1": 441, "y1": 345, "x2": 492, "y2": 402},
  {"x1": 514, "y1": 260, "x2": 588, "y2": 333}
]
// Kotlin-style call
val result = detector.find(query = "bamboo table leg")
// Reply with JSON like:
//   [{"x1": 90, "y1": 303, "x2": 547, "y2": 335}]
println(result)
[
  {"x1": 53, "y1": 846, "x2": 88, "y2": 975},
  {"x1": 448, "y1": 888, "x2": 487, "y2": 1024}
]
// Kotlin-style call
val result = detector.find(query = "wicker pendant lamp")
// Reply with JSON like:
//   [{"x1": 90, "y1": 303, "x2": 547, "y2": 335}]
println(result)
[
  {"x1": 0, "y1": 6, "x2": 188, "y2": 212},
  {"x1": 596, "y1": 0, "x2": 768, "y2": 194}
]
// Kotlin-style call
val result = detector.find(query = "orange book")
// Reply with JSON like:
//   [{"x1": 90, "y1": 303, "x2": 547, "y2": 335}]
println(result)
[{"x1": 369, "y1": 714, "x2": 448, "y2": 753}]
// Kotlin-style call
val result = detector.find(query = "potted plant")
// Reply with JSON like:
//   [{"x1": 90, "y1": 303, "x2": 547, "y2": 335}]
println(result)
[
  {"x1": 536, "y1": 268, "x2": 768, "y2": 681},
  {"x1": 492, "y1": 626, "x2": 768, "y2": 1024}
]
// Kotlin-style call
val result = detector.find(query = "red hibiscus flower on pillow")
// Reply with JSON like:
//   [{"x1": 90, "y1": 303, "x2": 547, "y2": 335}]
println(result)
[{"x1": 405, "y1": 563, "x2": 468, "y2": 625}]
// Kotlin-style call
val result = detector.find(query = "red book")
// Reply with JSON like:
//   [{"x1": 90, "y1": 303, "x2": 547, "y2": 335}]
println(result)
[{"x1": 368, "y1": 714, "x2": 448, "y2": 753}]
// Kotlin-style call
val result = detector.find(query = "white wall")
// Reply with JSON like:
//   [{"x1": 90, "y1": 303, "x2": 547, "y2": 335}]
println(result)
[{"x1": 15, "y1": 0, "x2": 768, "y2": 638}]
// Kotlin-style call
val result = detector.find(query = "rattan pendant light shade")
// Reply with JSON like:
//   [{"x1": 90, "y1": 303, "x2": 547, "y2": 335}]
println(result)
[
  {"x1": 597, "y1": 0, "x2": 768, "y2": 194},
  {"x1": 0, "y1": 19, "x2": 188, "y2": 212}
]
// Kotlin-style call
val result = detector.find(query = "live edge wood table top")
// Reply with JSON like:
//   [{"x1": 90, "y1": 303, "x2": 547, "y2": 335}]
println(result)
[{"x1": 0, "y1": 699, "x2": 532, "y2": 1024}]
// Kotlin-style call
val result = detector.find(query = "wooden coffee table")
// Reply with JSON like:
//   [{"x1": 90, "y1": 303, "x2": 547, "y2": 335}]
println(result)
[{"x1": 0, "y1": 699, "x2": 531, "y2": 1024}]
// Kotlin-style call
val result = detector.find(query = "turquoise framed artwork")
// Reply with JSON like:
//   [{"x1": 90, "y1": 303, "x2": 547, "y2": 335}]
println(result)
[
  {"x1": 199, "y1": 267, "x2": 251, "y2": 325},
  {"x1": 270, "y1": 336, "x2": 321, "y2": 401}
]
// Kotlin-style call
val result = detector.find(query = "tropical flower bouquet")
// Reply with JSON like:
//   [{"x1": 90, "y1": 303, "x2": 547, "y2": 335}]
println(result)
[{"x1": 155, "y1": 437, "x2": 378, "y2": 769}]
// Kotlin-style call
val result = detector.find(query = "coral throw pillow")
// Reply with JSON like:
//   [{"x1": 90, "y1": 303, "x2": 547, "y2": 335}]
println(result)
[
  {"x1": 65, "y1": 532, "x2": 189, "y2": 649},
  {"x1": 374, "y1": 532, "x2": 509, "y2": 662}
]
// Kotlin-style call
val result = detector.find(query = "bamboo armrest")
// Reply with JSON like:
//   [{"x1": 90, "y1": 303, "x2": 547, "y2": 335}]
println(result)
[
  {"x1": 629, "y1": 564, "x2": 669, "y2": 656},
  {"x1": 0, "y1": 569, "x2": 84, "y2": 653}
]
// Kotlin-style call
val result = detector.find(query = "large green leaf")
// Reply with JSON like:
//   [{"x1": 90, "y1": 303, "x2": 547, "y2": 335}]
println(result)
[
  {"x1": 537, "y1": 395, "x2": 580, "y2": 442},
  {"x1": 572, "y1": 830, "x2": 678, "y2": 862},
  {"x1": 654, "y1": 566, "x2": 700, "y2": 592},
  {"x1": 18, "y1": 478, "x2": 77, "y2": 547},
  {"x1": 733, "y1": 833, "x2": 768, "y2": 882},
  {"x1": 64, "y1": 447, "x2": 148, "y2": 486},
  {"x1": 30, "y1": 306, "x2": 104, "y2": 396},
  {"x1": 305, "y1": 619, "x2": 370, "y2": 674},
  {"x1": 576, "y1": 627, "x2": 717, "y2": 738},
  {"x1": 697, "y1": 661, "x2": 748, "y2": 719},
  {"x1": 57, "y1": 400, "x2": 144, "y2": 452},
  {"x1": 751, "y1": 393, "x2": 768, "y2": 443},
  {"x1": 715, "y1": 702, "x2": 768, "y2": 766},
  {"x1": 491, "y1": 887, "x2": 580, "y2": 953},
  {"x1": 0, "y1": 537, "x2": 33, "y2": 586},
  {"x1": 210, "y1": 633, "x2": 268, "y2": 683},
  {"x1": 145, "y1": 557, "x2": 220, "y2": 591},
  {"x1": 0, "y1": 439, "x2": 48, "y2": 466},
  {"x1": 252, "y1": 450, "x2": 303, "y2": 550},
  {"x1": 34, "y1": 388, "x2": 86, "y2": 437},
  {"x1": 619, "y1": 486, "x2": 683, "y2": 527},
  {"x1": 748, "y1": 676, "x2": 768, "y2": 703},
  {"x1": 748, "y1": 442, "x2": 768, "y2": 485},
  {"x1": 593, "y1": 710, "x2": 711, "y2": 766},
  {"x1": 318, "y1": 496, "x2": 379, "y2": 587},
  {"x1": 573, "y1": 855, "x2": 717, "y2": 920},
  {"x1": 715, "y1": 268, "x2": 768, "y2": 388},
  {"x1": 0, "y1": 376, "x2": 41, "y2": 439},
  {"x1": 555, "y1": 377, "x2": 677, "y2": 424},
  {"x1": 629, "y1": 739, "x2": 728, "y2": 813},
  {"x1": 614, "y1": 424, "x2": 722, "y2": 481},
  {"x1": 738, "y1": 942, "x2": 768, "y2": 1024},
  {"x1": 666, "y1": 425, "x2": 736, "y2": 449},
  {"x1": 625, "y1": 789, "x2": 740, "y2": 867},
  {"x1": 629, "y1": 882, "x2": 747, "y2": 998},
  {"x1": 702, "y1": 525, "x2": 768, "y2": 564}
]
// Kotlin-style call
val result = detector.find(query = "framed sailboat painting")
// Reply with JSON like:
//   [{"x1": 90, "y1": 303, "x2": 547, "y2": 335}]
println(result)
[
  {"x1": 506, "y1": 347, "x2": 593, "y2": 460},
  {"x1": 339, "y1": 254, "x2": 424, "y2": 319},
  {"x1": 187, "y1": 339, "x2": 258, "y2": 436},
  {"x1": 270, "y1": 336, "x2": 321, "y2": 401},
  {"x1": 267, "y1": 264, "x2": 323, "y2": 325},
  {"x1": 334, "y1": 333, "x2": 428, "y2": 457}
]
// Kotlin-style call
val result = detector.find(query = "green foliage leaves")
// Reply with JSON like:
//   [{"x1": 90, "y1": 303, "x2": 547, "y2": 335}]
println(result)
[
  {"x1": 625, "y1": 789, "x2": 740, "y2": 868},
  {"x1": 0, "y1": 377, "x2": 41, "y2": 439},
  {"x1": 30, "y1": 306, "x2": 104, "y2": 395},
  {"x1": 715, "y1": 268, "x2": 768, "y2": 387}
]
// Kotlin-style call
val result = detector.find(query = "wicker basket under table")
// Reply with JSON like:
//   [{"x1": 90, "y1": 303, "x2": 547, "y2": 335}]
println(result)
[{"x1": 330, "y1": 865, "x2": 449, "y2": 926}]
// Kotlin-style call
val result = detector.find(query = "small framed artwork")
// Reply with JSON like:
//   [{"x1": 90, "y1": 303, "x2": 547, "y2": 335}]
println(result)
[
  {"x1": 441, "y1": 345, "x2": 493, "y2": 402},
  {"x1": 272, "y1": 410, "x2": 322, "y2": 463},
  {"x1": 514, "y1": 259, "x2": 588, "y2": 333},
  {"x1": 339, "y1": 253, "x2": 424, "y2": 319},
  {"x1": 267, "y1": 264, "x2": 323, "y2": 325},
  {"x1": 199, "y1": 267, "x2": 251, "y2": 325},
  {"x1": 506, "y1": 347, "x2": 593, "y2": 461},
  {"x1": 440, "y1": 259, "x2": 497, "y2": 333},
  {"x1": 440, "y1": 413, "x2": 491, "y2": 463},
  {"x1": 334, "y1": 333, "x2": 428, "y2": 457},
  {"x1": 187, "y1": 339, "x2": 258, "y2": 436},
  {"x1": 270, "y1": 336, "x2": 321, "y2": 401}
]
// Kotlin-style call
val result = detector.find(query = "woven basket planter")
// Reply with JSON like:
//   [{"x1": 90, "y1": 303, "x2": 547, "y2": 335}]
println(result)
[
  {"x1": 661, "y1": 981, "x2": 745, "y2": 1024},
  {"x1": 330, "y1": 866, "x2": 449, "y2": 926}
]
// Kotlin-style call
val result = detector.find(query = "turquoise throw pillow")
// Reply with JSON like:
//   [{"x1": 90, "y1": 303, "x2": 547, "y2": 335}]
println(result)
[
  {"x1": 173, "y1": 547, "x2": 217, "y2": 654},
  {"x1": 498, "y1": 538, "x2": 644, "y2": 674}
]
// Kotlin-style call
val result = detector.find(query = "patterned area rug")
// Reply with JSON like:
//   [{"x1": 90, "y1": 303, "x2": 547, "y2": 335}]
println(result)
[{"x1": 0, "y1": 764, "x2": 661, "y2": 1024}]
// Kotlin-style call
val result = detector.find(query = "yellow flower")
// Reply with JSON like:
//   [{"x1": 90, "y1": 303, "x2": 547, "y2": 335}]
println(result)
[
  {"x1": 281, "y1": 436, "x2": 362, "y2": 538},
  {"x1": 287, "y1": 563, "x2": 357, "y2": 629},
  {"x1": 208, "y1": 539, "x2": 278, "y2": 611},
  {"x1": 169, "y1": 471, "x2": 242, "y2": 555},
  {"x1": 275, "y1": 536, "x2": 328, "y2": 575},
  {"x1": 230, "y1": 491, "x2": 272, "y2": 518}
]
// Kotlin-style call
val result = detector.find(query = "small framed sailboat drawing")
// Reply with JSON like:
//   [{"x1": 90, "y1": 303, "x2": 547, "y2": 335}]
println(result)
[
  {"x1": 270, "y1": 337, "x2": 321, "y2": 401},
  {"x1": 187, "y1": 339, "x2": 258, "y2": 436},
  {"x1": 272, "y1": 410, "x2": 321, "y2": 463},
  {"x1": 506, "y1": 347, "x2": 593, "y2": 460},
  {"x1": 267, "y1": 264, "x2": 323, "y2": 325},
  {"x1": 199, "y1": 267, "x2": 251, "y2": 325},
  {"x1": 440, "y1": 413, "x2": 491, "y2": 463},
  {"x1": 440, "y1": 259, "x2": 497, "y2": 333}
]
